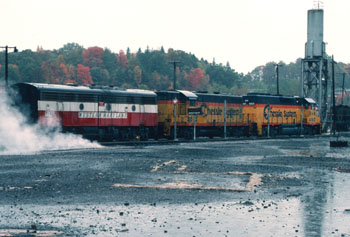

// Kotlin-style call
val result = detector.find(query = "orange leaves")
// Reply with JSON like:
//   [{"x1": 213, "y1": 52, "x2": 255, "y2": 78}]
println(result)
[
  {"x1": 186, "y1": 68, "x2": 204, "y2": 90},
  {"x1": 77, "y1": 64, "x2": 93, "y2": 85}
]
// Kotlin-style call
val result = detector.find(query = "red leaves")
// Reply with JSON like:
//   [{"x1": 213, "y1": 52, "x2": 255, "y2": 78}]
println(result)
[
  {"x1": 117, "y1": 50, "x2": 128, "y2": 68},
  {"x1": 82, "y1": 47, "x2": 104, "y2": 68},
  {"x1": 77, "y1": 64, "x2": 93, "y2": 85},
  {"x1": 186, "y1": 68, "x2": 204, "y2": 90}
]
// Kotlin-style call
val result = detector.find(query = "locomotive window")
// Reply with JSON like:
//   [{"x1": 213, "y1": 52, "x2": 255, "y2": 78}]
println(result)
[
  {"x1": 101, "y1": 95, "x2": 117, "y2": 103},
  {"x1": 133, "y1": 97, "x2": 142, "y2": 104},
  {"x1": 59, "y1": 93, "x2": 76, "y2": 101},
  {"x1": 97, "y1": 95, "x2": 156, "y2": 104},
  {"x1": 41, "y1": 92, "x2": 59, "y2": 101},
  {"x1": 76, "y1": 94, "x2": 98, "y2": 102},
  {"x1": 189, "y1": 99, "x2": 195, "y2": 106},
  {"x1": 142, "y1": 97, "x2": 157, "y2": 105}
]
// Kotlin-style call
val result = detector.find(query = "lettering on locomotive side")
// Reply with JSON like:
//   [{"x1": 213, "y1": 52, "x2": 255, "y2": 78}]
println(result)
[
  {"x1": 199, "y1": 104, "x2": 243, "y2": 118},
  {"x1": 208, "y1": 108, "x2": 223, "y2": 116},
  {"x1": 78, "y1": 112, "x2": 127, "y2": 119},
  {"x1": 270, "y1": 110, "x2": 283, "y2": 118},
  {"x1": 284, "y1": 111, "x2": 297, "y2": 118},
  {"x1": 263, "y1": 105, "x2": 297, "y2": 120},
  {"x1": 226, "y1": 108, "x2": 243, "y2": 118}
]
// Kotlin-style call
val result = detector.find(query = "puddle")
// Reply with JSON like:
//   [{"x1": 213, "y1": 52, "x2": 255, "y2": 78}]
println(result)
[{"x1": 0, "y1": 199, "x2": 305, "y2": 236}]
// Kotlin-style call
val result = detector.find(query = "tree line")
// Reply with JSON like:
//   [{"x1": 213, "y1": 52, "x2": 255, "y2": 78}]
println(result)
[{"x1": 0, "y1": 42, "x2": 349, "y2": 97}]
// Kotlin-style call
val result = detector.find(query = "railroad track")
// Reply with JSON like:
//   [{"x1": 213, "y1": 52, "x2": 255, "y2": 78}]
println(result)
[{"x1": 99, "y1": 134, "x2": 329, "y2": 146}]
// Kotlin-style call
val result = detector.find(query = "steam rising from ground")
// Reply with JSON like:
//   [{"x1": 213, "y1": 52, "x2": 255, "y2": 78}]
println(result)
[{"x1": 0, "y1": 91, "x2": 101, "y2": 155}]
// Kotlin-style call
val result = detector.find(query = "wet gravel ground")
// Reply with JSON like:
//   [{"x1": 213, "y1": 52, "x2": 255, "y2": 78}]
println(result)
[{"x1": 1, "y1": 136, "x2": 350, "y2": 236}]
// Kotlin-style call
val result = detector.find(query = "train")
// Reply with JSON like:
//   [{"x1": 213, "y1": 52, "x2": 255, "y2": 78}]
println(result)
[{"x1": 10, "y1": 82, "x2": 321, "y2": 141}]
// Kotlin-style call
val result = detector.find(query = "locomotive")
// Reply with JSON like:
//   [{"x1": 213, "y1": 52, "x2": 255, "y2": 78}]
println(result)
[
  {"x1": 11, "y1": 82, "x2": 321, "y2": 141},
  {"x1": 242, "y1": 93, "x2": 320, "y2": 136},
  {"x1": 12, "y1": 83, "x2": 158, "y2": 141}
]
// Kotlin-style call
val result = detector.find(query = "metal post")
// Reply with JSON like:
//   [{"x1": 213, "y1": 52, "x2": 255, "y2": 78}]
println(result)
[
  {"x1": 1, "y1": 45, "x2": 18, "y2": 87},
  {"x1": 318, "y1": 59, "x2": 323, "y2": 118},
  {"x1": 5, "y1": 46, "x2": 8, "y2": 87},
  {"x1": 342, "y1": 73, "x2": 345, "y2": 105},
  {"x1": 300, "y1": 103, "x2": 304, "y2": 135},
  {"x1": 267, "y1": 106, "x2": 271, "y2": 137},
  {"x1": 173, "y1": 63, "x2": 176, "y2": 90},
  {"x1": 174, "y1": 102, "x2": 177, "y2": 140},
  {"x1": 224, "y1": 100, "x2": 227, "y2": 139},
  {"x1": 193, "y1": 115, "x2": 196, "y2": 141},
  {"x1": 276, "y1": 65, "x2": 279, "y2": 95},
  {"x1": 169, "y1": 61, "x2": 181, "y2": 90},
  {"x1": 301, "y1": 61, "x2": 305, "y2": 98},
  {"x1": 275, "y1": 63, "x2": 282, "y2": 95},
  {"x1": 331, "y1": 55, "x2": 336, "y2": 135}
]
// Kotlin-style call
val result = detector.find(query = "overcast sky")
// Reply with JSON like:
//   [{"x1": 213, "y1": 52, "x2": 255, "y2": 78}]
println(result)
[{"x1": 2, "y1": 0, "x2": 349, "y2": 73}]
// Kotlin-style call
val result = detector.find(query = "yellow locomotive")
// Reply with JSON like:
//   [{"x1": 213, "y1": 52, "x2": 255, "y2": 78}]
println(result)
[
  {"x1": 242, "y1": 94, "x2": 321, "y2": 136},
  {"x1": 157, "y1": 91, "x2": 321, "y2": 139},
  {"x1": 157, "y1": 90, "x2": 249, "y2": 139}
]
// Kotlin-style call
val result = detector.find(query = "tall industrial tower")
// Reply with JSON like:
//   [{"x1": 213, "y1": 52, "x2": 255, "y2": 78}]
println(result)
[{"x1": 301, "y1": 4, "x2": 329, "y2": 127}]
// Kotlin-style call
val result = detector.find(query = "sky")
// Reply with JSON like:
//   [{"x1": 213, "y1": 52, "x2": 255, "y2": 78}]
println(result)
[{"x1": 2, "y1": 0, "x2": 350, "y2": 74}]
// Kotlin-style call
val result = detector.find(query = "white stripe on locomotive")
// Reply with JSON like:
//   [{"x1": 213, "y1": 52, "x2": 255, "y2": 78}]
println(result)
[{"x1": 38, "y1": 101, "x2": 158, "y2": 114}]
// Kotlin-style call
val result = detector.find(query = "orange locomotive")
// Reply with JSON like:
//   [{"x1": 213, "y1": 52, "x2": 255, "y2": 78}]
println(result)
[
  {"x1": 242, "y1": 93, "x2": 321, "y2": 136},
  {"x1": 156, "y1": 90, "x2": 251, "y2": 139},
  {"x1": 157, "y1": 91, "x2": 321, "y2": 139}
]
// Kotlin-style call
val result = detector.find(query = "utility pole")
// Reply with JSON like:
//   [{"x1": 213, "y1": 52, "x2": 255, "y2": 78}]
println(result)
[
  {"x1": 342, "y1": 73, "x2": 345, "y2": 105},
  {"x1": 169, "y1": 61, "x2": 181, "y2": 90},
  {"x1": 1, "y1": 45, "x2": 18, "y2": 87},
  {"x1": 331, "y1": 55, "x2": 336, "y2": 135},
  {"x1": 274, "y1": 63, "x2": 282, "y2": 95}
]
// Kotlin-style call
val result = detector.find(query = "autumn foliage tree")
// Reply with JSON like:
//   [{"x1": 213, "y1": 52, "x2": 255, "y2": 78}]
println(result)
[
  {"x1": 186, "y1": 68, "x2": 204, "y2": 90},
  {"x1": 76, "y1": 64, "x2": 93, "y2": 85},
  {"x1": 117, "y1": 50, "x2": 128, "y2": 68},
  {"x1": 4, "y1": 43, "x2": 243, "y2": 94},
  {"x1": 82, "y1": 47, "x2": 104, "y2": 68}
]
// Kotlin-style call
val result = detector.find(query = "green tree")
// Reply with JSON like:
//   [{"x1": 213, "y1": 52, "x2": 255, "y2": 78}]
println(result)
[
  {"x1": 57, "y1": 43, "x2": 84, "y2": 65},
  {"x1": 90, "y1": 67, "x2": 110, "y2": 85}
]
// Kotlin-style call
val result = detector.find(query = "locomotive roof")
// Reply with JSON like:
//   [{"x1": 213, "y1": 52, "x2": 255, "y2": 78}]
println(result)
[
  {"x1": 156, "y1": 90, "x2": 198, "y2": 100},
  {"x1": 243, "y1": 93, "x2": 319, "y2": 106},
  {"x1": 195, "y1": 92, "x2": 242, "y2": 103},
  {"x1": 17, "y1": 83, "x2": 156, "y2": 97},
  {"x1": 304, "y1": 98, "x2": 316, "y2": 104},
  {"x1": 177, "y1": 90, "x2": 198, "y2": 99},
  {"x1": 243, "y1": 93, "x2": 300, "y2": 105}
]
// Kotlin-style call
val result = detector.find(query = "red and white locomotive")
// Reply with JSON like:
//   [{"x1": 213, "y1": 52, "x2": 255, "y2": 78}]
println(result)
[{"x1": 12, "y1": 83, "x2": 158, "y2": 140}]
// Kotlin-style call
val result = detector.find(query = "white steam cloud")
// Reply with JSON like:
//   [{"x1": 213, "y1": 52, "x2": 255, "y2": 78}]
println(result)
[{"x1": 0, "y1": 91, "x2": 101, "y2": 155}]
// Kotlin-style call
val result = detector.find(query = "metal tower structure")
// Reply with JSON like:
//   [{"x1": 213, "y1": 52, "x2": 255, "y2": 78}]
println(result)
[{"x1": 301, "y1": 5, "x2": 329, "y2": 129}]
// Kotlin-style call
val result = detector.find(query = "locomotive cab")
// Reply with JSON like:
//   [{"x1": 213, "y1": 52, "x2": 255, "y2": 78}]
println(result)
[
  {"x1": 156, "y1": 90, "x2": 198, "y2": 138},
  {"x1": 301, "y1": 98, "x2": 321, "y2": 134}
]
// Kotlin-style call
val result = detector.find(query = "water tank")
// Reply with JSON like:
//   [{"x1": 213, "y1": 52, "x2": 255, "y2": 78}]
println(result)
[{"x1": 305, "y1": 9, "x2": 325, "y2": 58}]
